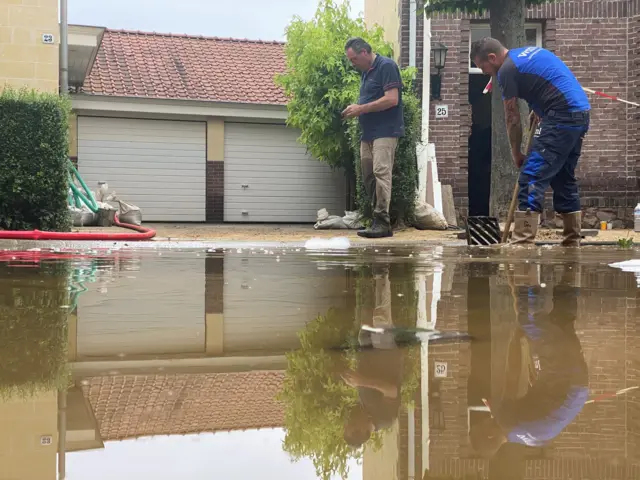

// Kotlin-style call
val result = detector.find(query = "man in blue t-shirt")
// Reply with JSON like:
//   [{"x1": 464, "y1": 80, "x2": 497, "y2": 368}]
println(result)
[
  {"x1": 470, "y1": 38, "x2": 591, "y2": 247},
  {"x1": 343, "y1": 37, "x2": 405, "y2": 238}
]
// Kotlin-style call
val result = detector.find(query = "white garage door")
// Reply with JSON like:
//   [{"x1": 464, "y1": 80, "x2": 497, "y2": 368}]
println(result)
[
  {"x1": 224, "y1": 123, "x2": 346, "y2": 222},
  {"x1": 78, "y1": 117, "x2": 206, "y2": 222}
]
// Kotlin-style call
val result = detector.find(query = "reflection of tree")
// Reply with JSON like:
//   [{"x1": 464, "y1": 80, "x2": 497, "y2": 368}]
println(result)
[
  {"x1": 0, "y1": 261, "x2": 70, "y2": 398},
  {"x1": 280, "y1": 263, "x2": 420, "y2": 480}
]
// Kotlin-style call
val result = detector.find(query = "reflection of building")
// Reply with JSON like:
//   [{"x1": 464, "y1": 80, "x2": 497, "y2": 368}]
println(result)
[{"x1": 402, "y1": 254, "x2": 640, "y2": 479}]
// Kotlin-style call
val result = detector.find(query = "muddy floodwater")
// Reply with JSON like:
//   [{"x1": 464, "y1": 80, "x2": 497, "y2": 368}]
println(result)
[{"x1": 0, "y1": 244, "x2": 639, "y2": 480}]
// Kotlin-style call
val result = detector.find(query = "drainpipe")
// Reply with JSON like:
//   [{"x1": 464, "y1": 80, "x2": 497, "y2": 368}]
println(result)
[
  {"x1": 409, "y1": 0, "x2": 417, "y2": 67},
  {"x1": 60, "y1": 0, "x2": 69, "y2": 94}
]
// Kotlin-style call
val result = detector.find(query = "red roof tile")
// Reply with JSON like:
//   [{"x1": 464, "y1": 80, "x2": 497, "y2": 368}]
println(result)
[
  {"x1": 81, "y1": 371, "x2": 285, "y2": 441},
  {"x1": 82, "y1": 29, "x2": 288, "y2": 105}
]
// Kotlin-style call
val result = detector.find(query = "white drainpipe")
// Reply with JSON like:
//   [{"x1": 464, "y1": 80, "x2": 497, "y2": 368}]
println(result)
[
  {"x1": 409, "y1": 0, "x2": 417, "y2": 67},
  {"x1": 415, "y1": 3, "x2": 443, "y2": 214},
  {"x1": 60, "y1": 0, "x2": 69, "y2": 94}
]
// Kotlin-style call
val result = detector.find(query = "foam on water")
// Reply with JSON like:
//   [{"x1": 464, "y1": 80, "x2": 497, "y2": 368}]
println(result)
[{"x1": 303, "y1": 237, "x2": 351, "y2": 251}]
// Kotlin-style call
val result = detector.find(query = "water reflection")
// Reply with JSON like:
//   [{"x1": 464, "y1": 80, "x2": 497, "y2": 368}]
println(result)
[{"x1": 0, "y1": 246, "x2": 637, "y2": 480}]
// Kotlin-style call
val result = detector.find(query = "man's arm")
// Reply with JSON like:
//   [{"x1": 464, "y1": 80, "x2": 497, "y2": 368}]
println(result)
[
  {"x1": 342, "y1": 62, "x2": 402, "y2": 118},
  {"x1": 504, "y1": 98, "x2": 523, "y2": 159}
]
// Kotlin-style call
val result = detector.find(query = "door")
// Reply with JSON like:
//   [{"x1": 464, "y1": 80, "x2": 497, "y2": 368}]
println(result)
[
  {"x1": 78, "y1": 116, "x2": 206, "y2": 222},
  {"x1": 224, "y1": 122, "x2": 346, "y2": 222}
]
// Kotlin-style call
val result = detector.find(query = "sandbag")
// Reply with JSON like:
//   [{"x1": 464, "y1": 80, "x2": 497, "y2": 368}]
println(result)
[{"x1": 413, "y1": 201, "x2": 448, "y2": 230}]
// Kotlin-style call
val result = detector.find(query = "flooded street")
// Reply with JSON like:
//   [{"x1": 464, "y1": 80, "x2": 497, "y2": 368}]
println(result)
[{"x1": 0, "y1": 244, "x2": 639, "y2": 480}]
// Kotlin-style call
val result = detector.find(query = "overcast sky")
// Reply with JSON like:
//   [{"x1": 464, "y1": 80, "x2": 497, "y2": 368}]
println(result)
[{"x1": 68, "y1": 0, "x2": 366, "y2": 41}]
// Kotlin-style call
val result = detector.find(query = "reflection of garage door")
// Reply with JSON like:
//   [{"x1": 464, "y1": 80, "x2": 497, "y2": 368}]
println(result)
[
  {"x1": 78, "y1": 116, "x2": 206, "y2": 222},
  {"x1": 76, "y1": 255, "x2": 205, "y2": 358},
  {"x1": 223, "y1": 253, "x2": 349, "y2": 353},
  {"x1": 224, "y1": 123, "x2": 346, "y2": 222}
]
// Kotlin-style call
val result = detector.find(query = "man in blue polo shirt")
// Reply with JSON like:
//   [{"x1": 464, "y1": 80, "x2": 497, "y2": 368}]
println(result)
[
  {"x1": 471, "y1": 38, "x2": 590, "y2": 247},
  {"x1": 342, "y1": 37, "x2": 404, "y2": 238}
]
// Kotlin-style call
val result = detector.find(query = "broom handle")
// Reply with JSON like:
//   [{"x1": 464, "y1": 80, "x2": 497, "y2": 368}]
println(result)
[{"x1": 501, "y1": 111, "x2": 538, "y2": 243}]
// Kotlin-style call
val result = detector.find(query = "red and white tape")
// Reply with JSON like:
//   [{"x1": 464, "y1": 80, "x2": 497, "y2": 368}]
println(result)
[{"x1": 482, "y1": 78, "x2": 640, "y2": 108}]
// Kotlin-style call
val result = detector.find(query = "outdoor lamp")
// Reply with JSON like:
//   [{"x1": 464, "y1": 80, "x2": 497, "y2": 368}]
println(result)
[{"x1": 430, "y1": 41, "x2": 448, "y2": 100}]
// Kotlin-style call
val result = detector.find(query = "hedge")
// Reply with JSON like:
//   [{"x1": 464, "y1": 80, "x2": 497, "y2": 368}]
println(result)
[
  {"x1": 0, "y1": 87, "x2": 71, "y2": 231},
  {"x1": 0, "y1": 261, "x2": 70, "y2": 399}
]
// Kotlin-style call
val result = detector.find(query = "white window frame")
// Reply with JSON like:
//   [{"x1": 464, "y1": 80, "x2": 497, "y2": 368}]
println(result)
[{"x1": 469, "y1": 23, "x2": 543, "y2": 74}]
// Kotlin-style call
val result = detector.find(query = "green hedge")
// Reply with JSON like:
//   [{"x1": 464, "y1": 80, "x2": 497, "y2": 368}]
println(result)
[
  {"x1": 0, "y1": 261, "x2": 70, "y2": 399},
  {"x1": 0, "y1": 87, "x2": 71, "y2": 231}
]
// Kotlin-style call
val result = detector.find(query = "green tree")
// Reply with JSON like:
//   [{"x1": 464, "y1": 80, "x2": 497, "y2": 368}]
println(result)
[
  {"x1": 277, "y1": 0, "x2": 421, "y2": 224},
  {"x1": 422, "y1": 0, "x2": 553, "y2": 217},
  {"x1": 276, "y1": 0, "x2": 391, "y2": 177},
  {"x1": 279, "y1": 262, "x2": 421, "y2": 480}
]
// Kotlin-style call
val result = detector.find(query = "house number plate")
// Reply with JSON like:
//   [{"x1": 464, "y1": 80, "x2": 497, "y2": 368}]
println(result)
[{"x1": 435, "y1": 105, "x2": 449, "y2": 119}]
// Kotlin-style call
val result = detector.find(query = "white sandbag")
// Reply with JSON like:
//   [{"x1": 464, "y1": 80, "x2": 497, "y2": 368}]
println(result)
[
  {"x1": 343, "y1": 210, "x2": 364, "y2": 229},
  {"x1": 413, "y1": 201, "x2": 448, "y2": 231},
  {"x1": 314, "y1": 215, "x2": 347, "y2": 230}
]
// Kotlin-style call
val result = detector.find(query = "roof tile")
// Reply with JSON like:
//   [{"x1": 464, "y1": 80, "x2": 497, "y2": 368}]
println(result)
[{"x1": 82, "y1": 29, "x2": 288, "y2": 105}]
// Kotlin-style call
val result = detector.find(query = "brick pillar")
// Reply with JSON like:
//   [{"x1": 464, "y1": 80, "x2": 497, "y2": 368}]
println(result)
[
  {"x1": 206, "y1": 119, "x2": 224, "y2": 223},
  {"x1": 205, "y1": 256, "x2": 224, "y2": 355}
]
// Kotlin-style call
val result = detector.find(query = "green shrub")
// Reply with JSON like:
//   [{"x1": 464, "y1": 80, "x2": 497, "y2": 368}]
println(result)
[
  {"x1": 0, "y1": 87, "x2": 71, "y2": 231},
  {"x1": 0, "y1": 261, "x2": 70, "y2": 399},
  {"x1": 348, "y1": 68, "x2": 421, "y2": 227},
  {"x1": 277, "y1": 0, "x2": 420, "y2": 222}
]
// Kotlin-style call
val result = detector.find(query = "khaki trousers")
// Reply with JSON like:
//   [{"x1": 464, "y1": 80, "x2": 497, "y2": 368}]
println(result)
[{"x1": 360, "y1": 137, "x2": 398, "y2": 225}]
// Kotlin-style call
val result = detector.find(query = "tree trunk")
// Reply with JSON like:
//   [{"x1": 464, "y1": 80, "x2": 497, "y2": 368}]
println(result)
[{"x1": 488, "y1": 0, "x2": 529, "y2": 219}]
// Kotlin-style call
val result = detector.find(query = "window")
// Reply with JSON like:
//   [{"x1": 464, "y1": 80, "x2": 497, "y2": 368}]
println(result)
[{"x1": 469, "y1": 23, "x2": 543, "y2": 74}]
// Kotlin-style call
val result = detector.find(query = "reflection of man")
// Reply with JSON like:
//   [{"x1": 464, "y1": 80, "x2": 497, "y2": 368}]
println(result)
[
  {"x1": 470, "y1": 264, "x2": 588, "y2": 457},
  {"x1": 340, "y1": 265, "x2": 404, "y2": 447}
]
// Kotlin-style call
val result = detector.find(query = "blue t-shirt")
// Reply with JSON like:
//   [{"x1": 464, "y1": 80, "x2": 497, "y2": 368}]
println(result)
[
  {"x1": 358, "y1": 55, "x2": 405, "y2": 141},
  {"x1": 497, "y1": 47, "x2": 591, "y2": 117}
]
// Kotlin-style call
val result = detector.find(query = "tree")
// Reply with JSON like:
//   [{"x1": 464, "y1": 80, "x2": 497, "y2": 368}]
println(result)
[
  {"x1": 421, "y1": 0, "x2": 552, "y2": 217},
  {"x1": 276, "y1": 0, "x2": 422, "y2": 224},
  {"x1": 276, "y1": 0, "x2": 391, "y2": 184}
]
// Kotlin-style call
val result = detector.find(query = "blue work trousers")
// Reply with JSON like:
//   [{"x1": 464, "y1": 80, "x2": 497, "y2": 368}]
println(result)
[{"x1": 518, "y1": 110, "x2": 590, "y2": 214}]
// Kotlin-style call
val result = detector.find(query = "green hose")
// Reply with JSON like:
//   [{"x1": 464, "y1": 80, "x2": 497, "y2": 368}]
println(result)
[{"x1": 68, "y1": 161, "x2": 99, "y2": 212}]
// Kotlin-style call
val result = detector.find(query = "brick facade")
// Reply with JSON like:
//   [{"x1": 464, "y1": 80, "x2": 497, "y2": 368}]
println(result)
[
  {"x1": 398, "y1": 0, "x2": 640, "y2": 226},
  {"x1": 397, "y1": 261, "x2": 639, "y2": 479}
]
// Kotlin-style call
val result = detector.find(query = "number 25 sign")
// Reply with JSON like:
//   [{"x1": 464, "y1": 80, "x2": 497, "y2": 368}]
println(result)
[{"x1": 435, "y1": 105, "x2": 449, "y2": 119}]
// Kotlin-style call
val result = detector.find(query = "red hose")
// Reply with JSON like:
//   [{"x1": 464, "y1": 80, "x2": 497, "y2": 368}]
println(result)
[{"x1": 0, "y1": 215, "x2": 156, "y2": 241}]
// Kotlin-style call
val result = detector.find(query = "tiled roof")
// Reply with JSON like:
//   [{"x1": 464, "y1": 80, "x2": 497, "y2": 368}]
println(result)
[
  {"x1": 81, "y1": 371, "x2": 285, "y2": 441},
  {"x1": 82, "y1": 29, "x2": 288, "y2": 105}
]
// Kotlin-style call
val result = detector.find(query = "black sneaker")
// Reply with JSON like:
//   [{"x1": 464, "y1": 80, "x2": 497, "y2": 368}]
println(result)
[{"x1": 357, "y1": 222, "x2": 393, "y2": 238}]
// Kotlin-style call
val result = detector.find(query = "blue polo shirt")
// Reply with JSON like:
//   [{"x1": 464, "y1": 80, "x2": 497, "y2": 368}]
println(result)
[
  {"x1": 358, "y1": 55, "x2": 405, "y2": 141},
  {"x1": 497, "y1": 46, "x2": 591, "y2": 118}
]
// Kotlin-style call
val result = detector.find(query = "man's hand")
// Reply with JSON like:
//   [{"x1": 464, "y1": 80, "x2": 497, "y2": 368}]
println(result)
[{"x1": 342, "y1": 104, "x2": 364, "y2": 119}]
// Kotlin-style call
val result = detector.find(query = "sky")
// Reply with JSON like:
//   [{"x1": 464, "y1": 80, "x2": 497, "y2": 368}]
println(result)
[
  {"x1": 67, "y1": 429, "x2": 363, "y2": 480},
  {"x1": 68, "y1": 0, "x2": 366, "y2": 42}
]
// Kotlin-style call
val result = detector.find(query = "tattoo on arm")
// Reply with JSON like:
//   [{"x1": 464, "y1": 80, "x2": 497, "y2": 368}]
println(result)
[{"x1": 504, "y1": 98, "x2": 522, "y2": 155}]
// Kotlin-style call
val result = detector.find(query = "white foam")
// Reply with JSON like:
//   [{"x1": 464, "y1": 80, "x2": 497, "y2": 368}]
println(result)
[
  {"x1": 304, "y1": 237, "x2": 351, "y2": 251},
  {"x1": 609, "y1": 259, "x2": 640, "y2": 286}
]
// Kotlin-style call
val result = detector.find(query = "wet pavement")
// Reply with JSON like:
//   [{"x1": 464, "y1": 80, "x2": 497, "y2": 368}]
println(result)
[{"x1": 0, "y1": 244, "x2": 639, "y2": 480}]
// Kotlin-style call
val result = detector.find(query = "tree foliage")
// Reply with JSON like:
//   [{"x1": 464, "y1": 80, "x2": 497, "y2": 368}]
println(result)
[
  {"x1": 277, "y1": 0, "x2": 421, "y2": 224},
  {"x1": 276, "y1": 0, "x2": 391, "y2": 173},
  {"x1": 279, "y1": 262, "x2": 421, "y2": 480}
]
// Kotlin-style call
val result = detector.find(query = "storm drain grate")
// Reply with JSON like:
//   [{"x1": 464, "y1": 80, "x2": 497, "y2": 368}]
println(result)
[{"x1": 466, "y1": 216, "x2": 502, "y2": 245}]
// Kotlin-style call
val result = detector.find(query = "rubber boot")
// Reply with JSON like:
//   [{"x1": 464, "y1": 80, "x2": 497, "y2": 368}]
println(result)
[
  {"x1": 560, "y1": 211, "x2": 581, "y2": 247},
  {"x1": 357, "y1": 218, "x2": 393, "y2": 239},
  {"x1": 509, "y1": 210, "x2": 539, "y2": 245}
]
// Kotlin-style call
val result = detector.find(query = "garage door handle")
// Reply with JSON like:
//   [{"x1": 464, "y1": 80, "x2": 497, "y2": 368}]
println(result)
[
  {"x1": 242, "y1": 210, "x2": 249, "y2": 216},
  {"x1": 241, "y1": 184, "x2": 249, "y2": 189}
]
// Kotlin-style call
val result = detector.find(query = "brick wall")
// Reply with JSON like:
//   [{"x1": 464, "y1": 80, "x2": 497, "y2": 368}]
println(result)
[
  {"x1": 0, "y1": 0, "x2": 59, "y2": 93},
  {"x1": 399, "y1": 0, "x2": 640, "y2": 225},
  {"x1": 206, "y1": 162, "x2": 224, "y2": 222}
]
